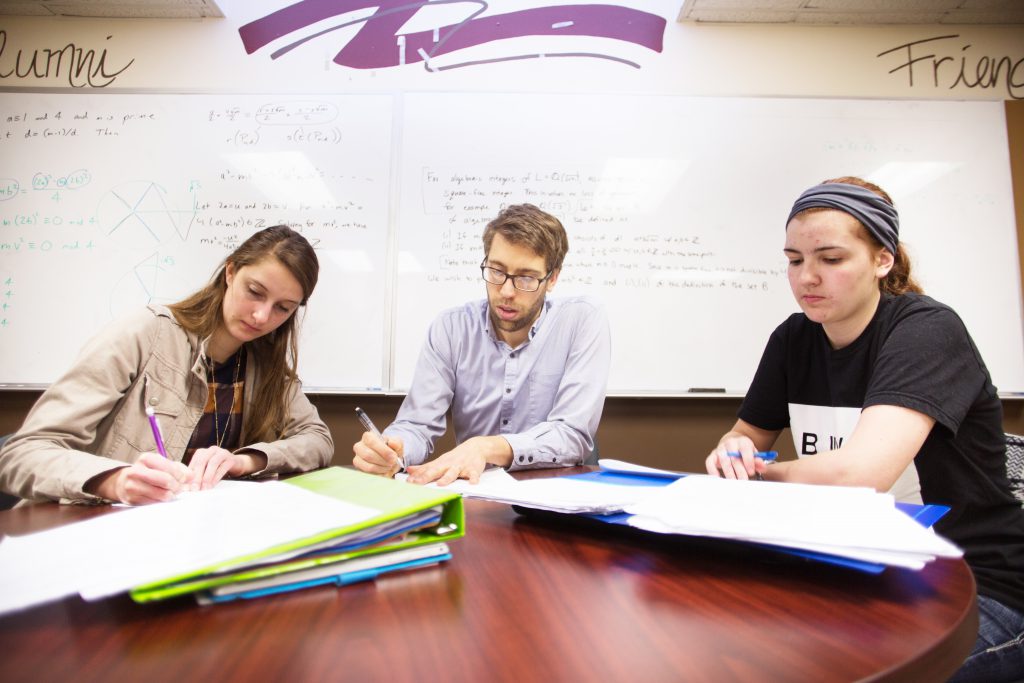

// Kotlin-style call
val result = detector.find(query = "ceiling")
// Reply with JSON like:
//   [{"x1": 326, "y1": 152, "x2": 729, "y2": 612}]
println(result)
[
  {"x1": 0, "y1": 1, "x2": 223, "y2": 18},
  {"x1": 678, "y1": 0, "x2": 1024, "y2": 24},
  {"x1": 0, "y1": 0, "x2": 1021, "y2": 24}
]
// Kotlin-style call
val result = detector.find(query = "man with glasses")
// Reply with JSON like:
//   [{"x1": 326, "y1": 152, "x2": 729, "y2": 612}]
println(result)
[{"x1": 353, "y1": 204, "x2": 611, "y2": 485}]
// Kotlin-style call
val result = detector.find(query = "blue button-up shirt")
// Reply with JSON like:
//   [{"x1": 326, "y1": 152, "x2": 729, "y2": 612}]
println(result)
[{"x1": 385, "y1": 296, "x2": 611, "y2": 469}]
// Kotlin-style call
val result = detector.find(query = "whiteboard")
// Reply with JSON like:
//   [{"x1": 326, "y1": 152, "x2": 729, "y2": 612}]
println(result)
[
  {"x1": 394, "y1": 93, "x2": 1024, "y2": 394},
  {"x1": 0, "y1": 92, "x2": 394, "y2": 391},
  {"x1": 1, "y1": 91, "x2": 1021, "y2": 394}
]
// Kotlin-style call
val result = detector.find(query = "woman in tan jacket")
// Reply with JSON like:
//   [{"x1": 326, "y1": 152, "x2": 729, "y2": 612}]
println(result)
[{"x1": 0, "y1": 225, "x2": 333, "y2": 505}]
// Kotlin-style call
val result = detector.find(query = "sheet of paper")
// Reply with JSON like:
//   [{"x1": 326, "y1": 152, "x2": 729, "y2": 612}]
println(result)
[
  {"x1": 0, "y1": 480, "x2": 379, "y2": 615},
  {"x1": 395, "y1": 466, "x2": 515, "y2": 487},
  {"x1": 624, "y1": 475, "x2": 961, "y2": 567},
  {"x1": 627, "y1": 515, "x2": 928, "y2": 570},
  {"x1": 414, "y1": 467, "x2": 659, "y2": 514},
  {"x1": 108, "y1": 478, "x2": 258, "y2": 507},
  {"x1": 598, "y1": 458, "x2": 685, "y2": 479}
]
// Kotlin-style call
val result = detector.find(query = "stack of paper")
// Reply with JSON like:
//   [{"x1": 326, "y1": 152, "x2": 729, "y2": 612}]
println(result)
[
  {"x1": 426, "y1": 467, "x2": 660, "y2": 514},
  {"x1": 0, "y1": 467, "x2": 464, "y2": 614},
  {"x1": 625, "y1": 475, "x2": 962, "y2": 569}
]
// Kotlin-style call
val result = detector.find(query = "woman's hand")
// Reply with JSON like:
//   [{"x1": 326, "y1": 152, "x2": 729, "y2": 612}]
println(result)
[
  {"x1": 187, "y1": 447, "x2": 267, "y2": 490},
  {"x1": 706, "y1": 420, "x2": 781, "y2": 481},
  {"x1": 85, "y1": 452, "x2": 193, "y2": 505},
  {"x1": 706, "y1": 434, "x2": 770, "y2": 481}
]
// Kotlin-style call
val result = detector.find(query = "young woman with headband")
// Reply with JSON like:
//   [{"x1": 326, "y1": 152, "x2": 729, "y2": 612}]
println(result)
[
  {"x1": 706, "y1": 177, "x2": 1024, "y2": 681},
  {"x1": 0, "y1": 225, "x2": 333, "y2": 505}
]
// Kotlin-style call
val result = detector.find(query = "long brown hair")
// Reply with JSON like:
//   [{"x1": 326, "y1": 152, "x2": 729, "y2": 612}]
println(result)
[
  {"x1": 817, "y1": 176, "x2": 923, "y2": 296},
  {"x1": 169, "y1": 226, "x2": 319, "y2": 444}
]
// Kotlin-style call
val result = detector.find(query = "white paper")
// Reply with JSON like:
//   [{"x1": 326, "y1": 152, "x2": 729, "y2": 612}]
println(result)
[
  {"x1": 625, "y1": 475, "x2": 961, "y2": 568},
  {"x1": 403, "y1": 467, "x2": 657, "y2": 514},
  {"x1": 598, "y1": 458, "x2": 685, "y2": 479},
  {"x1": 0, "y1": 480, "x2": 378, "y2": 615}
]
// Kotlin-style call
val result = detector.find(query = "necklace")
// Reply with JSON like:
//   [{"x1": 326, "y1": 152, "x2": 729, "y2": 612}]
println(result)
[{"x1": 209, "y1": 348, "x2": 243, "y2": 449}]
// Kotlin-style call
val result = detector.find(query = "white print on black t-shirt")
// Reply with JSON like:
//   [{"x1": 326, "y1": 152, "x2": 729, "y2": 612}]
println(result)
[
  {"x1": 787, "y1": 402, "x2": 922, "y2": 503},
  {"x1": 789, "y1": 403, "x2": 860, "y2": 456}
]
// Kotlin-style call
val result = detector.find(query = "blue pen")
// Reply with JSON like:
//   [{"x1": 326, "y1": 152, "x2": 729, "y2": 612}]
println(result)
[
  {"x1": 145, "y1": 406, "x2": 169, "y2": 458},
  {"x1": 726, "y1": 450, "x2": 778, "y2": 462},
  {"x1": 726, "y1": 450, "x2": 776, "y2": 481}
]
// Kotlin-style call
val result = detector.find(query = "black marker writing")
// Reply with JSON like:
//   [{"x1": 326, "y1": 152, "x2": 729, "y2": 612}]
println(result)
[
  {"x1": 878, "y1": 34, "x2": 1024, "y2": 100},
  {"x1": 0, "y1": 32, "x2": 134, "y2": 88}
]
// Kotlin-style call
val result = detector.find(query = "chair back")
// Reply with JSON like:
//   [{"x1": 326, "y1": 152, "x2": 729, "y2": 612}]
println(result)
[
  {"x1": 1008, "y1": 433, "x2": 1024, "y2": 505},
  {"x1": 0, "y1": 433, "x2": 20, "y2": 510}
]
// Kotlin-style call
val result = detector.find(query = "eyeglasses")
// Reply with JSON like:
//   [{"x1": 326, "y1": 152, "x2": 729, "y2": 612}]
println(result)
[{"x1": 480, "y1": 261, "x2": 553, "y2": 292}]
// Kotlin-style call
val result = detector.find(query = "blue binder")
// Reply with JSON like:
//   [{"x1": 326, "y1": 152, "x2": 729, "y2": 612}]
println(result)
[{"x1": 197, "y1": 546, "x2": 453, "y2": 604}]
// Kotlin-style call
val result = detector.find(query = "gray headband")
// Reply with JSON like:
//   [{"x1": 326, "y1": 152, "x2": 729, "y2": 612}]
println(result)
[{"x1": 786, "y1": 183, "x2": 900, "y2": 254}]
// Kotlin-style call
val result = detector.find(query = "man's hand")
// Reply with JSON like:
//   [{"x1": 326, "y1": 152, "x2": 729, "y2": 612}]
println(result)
[
  {"x1": 406, "y1": 436, "x2": 513, "y2": 486},
  {"x1": 353, "y1": 431, "x2": 405, "y2": 478}
]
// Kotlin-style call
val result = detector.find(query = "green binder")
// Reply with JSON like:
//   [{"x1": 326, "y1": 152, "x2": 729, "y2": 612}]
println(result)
[{"x1": 129, "y1": 467, "x2": 465, "y2": 603}]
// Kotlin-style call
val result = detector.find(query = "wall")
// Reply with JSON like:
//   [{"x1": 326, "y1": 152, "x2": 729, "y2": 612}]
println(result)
[
  {"x1": 1, "y1": 3, "x2": 1022, "y2": 469},
  {"x1": 2, "y1": 4, "x2": 1023, "y2": 99},
  {"x1": 1010, "y1": 100, "x2": 1024, "y2": 329},
  {"x1": 0, "y1": 389, "x2": 1022, "y2": 473}
]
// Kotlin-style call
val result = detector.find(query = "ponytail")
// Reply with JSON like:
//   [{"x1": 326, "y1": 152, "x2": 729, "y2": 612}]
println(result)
[{"x1": 881, "y1": 245, "x2": 923, "y2": 296}]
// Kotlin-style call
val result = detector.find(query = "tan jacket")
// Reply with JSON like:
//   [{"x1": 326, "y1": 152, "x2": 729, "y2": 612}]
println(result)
[{"x1": 0, "y1": 305, "x2": 333, "y2": 503}]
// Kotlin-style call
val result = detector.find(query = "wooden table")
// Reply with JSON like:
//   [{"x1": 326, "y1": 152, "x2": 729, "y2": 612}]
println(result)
[{"x1": 0, "y1": 480, "x2": 977, "y2": 683}]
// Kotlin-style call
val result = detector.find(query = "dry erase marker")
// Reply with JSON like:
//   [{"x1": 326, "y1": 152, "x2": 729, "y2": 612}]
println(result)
[
  {"x1": 145, "y1": 406, "x2": 169, "y2": 458},
  {"x1": 726, "y1": 450, "x2": 778, "y2": 462}
]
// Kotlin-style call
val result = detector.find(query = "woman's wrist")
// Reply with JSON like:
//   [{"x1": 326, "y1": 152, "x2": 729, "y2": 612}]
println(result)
[
  {"x1": 234, "y1": 450, "x2": 268, "y2": 476},
  {"x1": 83, "y1": 467, "x2": 126, "y2": 502}
]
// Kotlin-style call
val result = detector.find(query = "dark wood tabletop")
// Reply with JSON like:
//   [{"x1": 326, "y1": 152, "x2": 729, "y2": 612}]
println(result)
[{"x1": 0, "y1": 475, "x2": 977, "y2": 683}]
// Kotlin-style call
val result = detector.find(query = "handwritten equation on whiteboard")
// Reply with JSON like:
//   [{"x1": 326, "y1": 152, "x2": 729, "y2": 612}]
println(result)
[{"x1": 416, "y1": 166, "x2": 785, "y2": 294}]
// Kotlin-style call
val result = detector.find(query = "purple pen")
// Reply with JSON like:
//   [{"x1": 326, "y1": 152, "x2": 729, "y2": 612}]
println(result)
[{"x1": 145, "y1": 406, "x2": 169, "y2": 458}]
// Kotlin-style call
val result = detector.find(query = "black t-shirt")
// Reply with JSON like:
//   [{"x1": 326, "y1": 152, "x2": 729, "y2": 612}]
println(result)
[{"x1": 740, "y1": 292, "x2": 1024, "y2": 612}]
